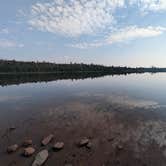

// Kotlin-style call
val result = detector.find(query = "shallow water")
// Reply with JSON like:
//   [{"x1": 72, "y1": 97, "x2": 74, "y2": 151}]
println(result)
[{"x1": 1, "y1": 73, "x2": 166, "y2": 166}]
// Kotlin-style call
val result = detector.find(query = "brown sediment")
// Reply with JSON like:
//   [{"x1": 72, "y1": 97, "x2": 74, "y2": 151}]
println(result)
[{"x1": 1, "y1": 100, "x2": 166, "y2": 166}]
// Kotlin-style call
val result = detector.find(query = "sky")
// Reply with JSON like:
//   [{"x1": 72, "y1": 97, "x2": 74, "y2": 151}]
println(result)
[{"x1": 0, "y1": 0, "x2": 166, "y2": 67}]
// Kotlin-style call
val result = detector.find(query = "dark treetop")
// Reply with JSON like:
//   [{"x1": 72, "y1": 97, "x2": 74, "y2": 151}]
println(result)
[
  {"x1": 0, "y1": 59, "x2": 166, "y2": 86},
  {"x1": 0, "y1": 59, "x2": 166, "y2": 74}
]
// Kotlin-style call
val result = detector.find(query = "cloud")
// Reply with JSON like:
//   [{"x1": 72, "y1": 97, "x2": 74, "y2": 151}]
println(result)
[
  {"x1": 69, "y1": 26, "x2": 166, "y2": 49},
  {"x1": 28, "y1": 0, "x2": 125, "y2": 37},
  {"x1": 106, "y1": 26, "x2": 166, "y2": 44},
  {"x1": 0, "y1": 28, "x2": 9, "y2": 34},
  {"x1": 67, "y1": 41, "x2": 104, "y2": 49},
  {"x1": 129, "y1": 0, "x2": 166, "y2": 12},
  {"x1": 0, "y1": 39, "x2": 24, "y2": 48}
]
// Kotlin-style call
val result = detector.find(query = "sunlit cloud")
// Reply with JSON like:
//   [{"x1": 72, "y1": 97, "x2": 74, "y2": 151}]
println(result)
[
  {"x1": 129, "y1": 0, "x2": 166, "y2": 12},
  {"x1": 69, "y1": 26, "x2": 166, "y2": 49},
  {"x1": 106, "y1": 26, "x2": 166, "y2": 44},
  {"x1": 28, "y1": 0, "x2": 125, "y2": 37}
]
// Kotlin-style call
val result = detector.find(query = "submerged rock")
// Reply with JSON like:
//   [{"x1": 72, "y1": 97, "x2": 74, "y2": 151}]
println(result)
[
  {"x1": 79, "y1": 138, "x2": 89, "y2": 147},
  {"x1": 23, "y1": 139, "x2": 33, "y2": 147},
  {"x1": 41, "y1": 134, "x2": 54, "y2": 146},
  {"x1": 7, "y1": 144, "x2": 18, "y2": 153},
  {"x1": 53, "y1": 142, "x2": 64, "y2": 150},
  {"x1": 9, "y1": 126, "x2": 16, "y2": 131},
  {"x1": 23, "y1": 147, "x2": 35, "y2": 157},
  {"x1": 32, "y1": 149, "x2": 48, "y2": 166},
  {"x1": 86, "y1": 142, "x2": 92, "y2": 149}
]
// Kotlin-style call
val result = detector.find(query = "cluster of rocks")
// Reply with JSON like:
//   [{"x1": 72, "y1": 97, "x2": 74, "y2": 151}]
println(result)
[{"x1": 7, "y1": 134, "x2": 91, "y2": 166}]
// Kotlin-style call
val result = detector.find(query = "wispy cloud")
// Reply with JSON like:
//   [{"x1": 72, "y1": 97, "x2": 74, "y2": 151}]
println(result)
[
  {"x1": 106, "y1": 26, "x2": 166, "y2": 44},
  {"x1": 129, "y1": 0, "x2": 166, "y2": 12},
  {"x1": 28, "y1": 0, "x2": 125, "y2": 37},
  {"x1": 0, "y1": 39, "x2": 24, "y2": 48},
  {"x1": 69, "y1": 26, "x2": 166, "y2": 49},
  {"x1": 26, "y1": 0, "x2": 166, "y2": 49}
]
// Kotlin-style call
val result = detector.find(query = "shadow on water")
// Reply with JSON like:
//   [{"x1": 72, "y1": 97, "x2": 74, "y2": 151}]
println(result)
[
  {"x1": 0, "y1": 72, "x2": 127, "y2": 86},
  {"x1": 0, "y1": 71, "x2": 159, "y2": 86}
]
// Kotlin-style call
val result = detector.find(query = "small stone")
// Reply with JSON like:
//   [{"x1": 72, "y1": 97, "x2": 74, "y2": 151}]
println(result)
[
  {"x1": 23, "y1": 139, "x2": 33, "y2": 147},
  {"x1": 7, "y1": 144, "x2": 18, "y2": 153},
  {"x1": 117, "y1": 144, "x2": 123, "y2": 150},
  {"x1": 41, "y1": 134, "x2": 54, "y2": 146},
  {"x1": 86, "y1": 142, "x2": 92, "y2": 149},
  {"x1": 53, "y1": 142, "x2": 64, "y2": 150},
  {"x1": 23, "y1": 147, "x2": 35, "y2": 157},
  {"x1": 32, "y1": 149, "x2": 49, "y2": 166},
  {"x1": 79, "y1": 138, "x2": 89, "y2": 147},
  {"x1": 9, "y1": 126, "x2": 16, "y2": 131}
]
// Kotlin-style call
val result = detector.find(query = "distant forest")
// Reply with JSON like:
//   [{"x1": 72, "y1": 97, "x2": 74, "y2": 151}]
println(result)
[{"x1": 0, "y1": 59, "x2": 166, "y2": 74}]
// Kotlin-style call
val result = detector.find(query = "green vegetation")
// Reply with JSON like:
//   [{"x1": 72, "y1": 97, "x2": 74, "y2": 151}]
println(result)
[
  {"x1": 0, "y1": 59, "x2": 166, "y2": 86},
  {"x1": 0, "y1": 59, "x2": 166, "y2": 74}
]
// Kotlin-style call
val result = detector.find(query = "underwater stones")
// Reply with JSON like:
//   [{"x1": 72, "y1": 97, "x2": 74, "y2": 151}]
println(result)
[
  {"x1": 32, "y1": 149, "x2": 49, "y2": 166},
  {"x1": 79, "y1": 138, "x2": 89, "y2": 147},
  {"x1": 23, "y1": 139, "x2": 33, "y2": 147},
  {"x1": 23, "y1": 147, "x2": 35, "y2": 157},
  {"x1": 53, "y1": 142, "x2": 64, "y2": 150},
  {"x1": 7, "y1": 144, "x2": 18, "y2": 153},
  {"x1": 41, "y1": 134, "x2": 54, "y2": 146}
]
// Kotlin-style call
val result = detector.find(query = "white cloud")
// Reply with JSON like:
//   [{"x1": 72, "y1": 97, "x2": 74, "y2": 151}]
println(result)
[
  {"x1": 67, "y1": 41, "x2": 104, "y2": 49},
  {"x1": 28, "y1": 0, "x2": 125, "y2": 37},
  {"x1": 106, "y1": 26, "x2": 166, "y2": 44},
  {"x1": 0, "y1": 39, "x2": 24, "y2": 48},
  {"x1": 69, "y1": 26, "x2": 166, "y2": 49},
  {"x1": 129, "y1": 0, "x2": 166, "y2": 12}
]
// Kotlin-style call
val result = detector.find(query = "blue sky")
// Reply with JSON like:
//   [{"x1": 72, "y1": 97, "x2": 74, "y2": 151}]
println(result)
[{"x1": 0, "y1": 0, "x2": 166, "y2": 67}]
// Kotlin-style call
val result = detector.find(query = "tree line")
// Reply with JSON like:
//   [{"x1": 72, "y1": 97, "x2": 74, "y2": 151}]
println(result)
[{"x1": 0, "y1": 59, "x2": 166, "y2": 74}]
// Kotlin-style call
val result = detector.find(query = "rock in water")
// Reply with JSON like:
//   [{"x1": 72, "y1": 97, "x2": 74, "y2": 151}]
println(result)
[
  {"x1": 23, "y1": 139, "x2": 33, "y2": 147},
  {"x1": 53, "y1": 142, "x2": 64, "y2": 150},
  {"x1": 7, "y1": 144, "x2": 18, "y2": 153},
  {"x1": 23, "y1": 147, "x2": 35, "y2": 157},
  {"x1": 86, "y1": 142, "x2": 92, "y2": 149},
  {"x1": 41, "y1": 134, "x2": 54, "y2": 146},
  {"x1": 79, "y1": 138, "x2": 89, "y2": 147},
  {"x1": 32, "y1": 150, "x2": 48, "y2": 166}
]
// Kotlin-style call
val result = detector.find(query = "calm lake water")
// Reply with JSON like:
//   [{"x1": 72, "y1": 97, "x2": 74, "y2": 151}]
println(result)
[{"x1": 1, "y1": 73, "x2": 166, "y2": 165}]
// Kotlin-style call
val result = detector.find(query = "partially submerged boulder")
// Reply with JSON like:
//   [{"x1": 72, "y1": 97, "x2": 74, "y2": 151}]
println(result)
[
  {"x1": 32, "y1": 149, "x2": 49, "y2": 166},
  {"x1": 41, "y1": 134, "x2": 54, "y2": 146},
  {"x1": 53, "y1": 142, "x2": 64, "y2": 150},
  {"x1": 7, "y1": 144, "x2": 18, "y2": 153},
  {"x1": 23, "y1": 147, "x2": 35, "y2": 157}
]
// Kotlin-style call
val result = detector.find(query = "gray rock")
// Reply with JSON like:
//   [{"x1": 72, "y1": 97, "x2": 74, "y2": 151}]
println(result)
[
  {"x1": 32, "y1": 150, "x2": 49, "y2": 166},
  {"x1": 7, "y1": 144, "x2": 18, "y2": 153},
  {"x1": 53, "y1": 142, "x2": 64, "y2": 150},
  {"x1": 23, "y1": 147, "x2": 35, "y2": 157},
  {"x1": 41, "y1": 134, "x2": 54, "y2": 146},
  {"x1": 79, "y1": 138, "x2": 89, "y2": 147}
]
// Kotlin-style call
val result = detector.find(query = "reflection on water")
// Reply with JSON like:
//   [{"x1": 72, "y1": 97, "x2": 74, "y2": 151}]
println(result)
[{"x1": 1, "y1": 73, "x2": 166, "y2": 165}]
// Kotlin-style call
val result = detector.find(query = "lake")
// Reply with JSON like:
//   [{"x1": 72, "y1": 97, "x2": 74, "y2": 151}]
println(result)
[{"x1": 1, "y1": 73, "x2": 166, "y2": 166}]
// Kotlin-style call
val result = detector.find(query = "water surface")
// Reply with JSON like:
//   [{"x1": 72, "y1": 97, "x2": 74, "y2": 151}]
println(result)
[{"x1": 1, "y1": 73, "x2": 166, "y2": 166}]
